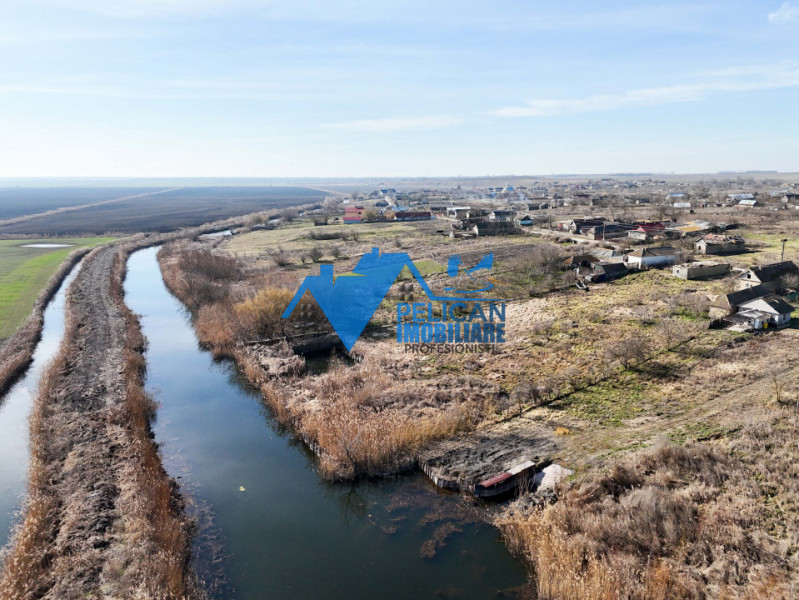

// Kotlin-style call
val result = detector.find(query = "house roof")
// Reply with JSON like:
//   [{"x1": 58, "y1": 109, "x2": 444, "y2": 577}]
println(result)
[
  {"x1": 718, "y1": 284, "x2": 773, "y2": 308},
  {"x1": 740, "y1": 297, "x2": 795, "y2": 315},
  {"x1": 627, "y1": 246, "x2": 678, "y2": 258},
  {"x1": 699, "y1": 234, "x2": 744, "y2": 244},
  {"x1": 747, "y1": 261, "x2": 799, "y2": 283},
  {"x1": 596, "y1": 262, "x2": 628, "y2": 275},
  {"x1": 764, "y1": 297, "x2": 795, "y2": 314},
  {"x1": 564, "y1": 254, "x2": 599, "y2": 266}
]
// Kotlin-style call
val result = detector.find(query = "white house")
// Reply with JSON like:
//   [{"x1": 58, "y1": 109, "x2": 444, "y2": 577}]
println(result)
[
  {"x1": 727, "y1": 297, "x2": 794, "y2": 329},
  {"x1": 624, "y1": 247, "x2": 680, "y2": 269}
]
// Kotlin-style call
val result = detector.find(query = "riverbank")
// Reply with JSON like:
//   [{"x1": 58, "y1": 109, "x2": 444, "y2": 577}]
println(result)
[
  {"x1": 0, "y1": 218, "x2": 250, "y2": 598},
  {"x1": 128, "y1": 246, "x2": 531, "y2": 599},
  {"x1": 156, "y1": 240, "x2": 511, "y2": 481},
  {"x1": 0, "y1": 247, "x2": 90, "y2": 398},
  {"x1": 0, "y1": 244, "x2": 200, "y2": 598}
]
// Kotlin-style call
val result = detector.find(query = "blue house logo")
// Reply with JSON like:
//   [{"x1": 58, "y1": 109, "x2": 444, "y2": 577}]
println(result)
[{"x1": 282, "y1": 247, "x2": 503, "y2": 351}]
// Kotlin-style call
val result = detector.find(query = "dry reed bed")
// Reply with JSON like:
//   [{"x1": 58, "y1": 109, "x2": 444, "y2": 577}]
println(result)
[
  {"x1": 497, "y1": 425, "x2": 799, "y2": 600},
  {"x1": 0, "y1": 240, "x2": 202, "y2": 599},
  {"x1": 157, "y1": 241, "x2": 500, "y2": 480},
  {"x1": 0, "y1": 247, "x2": 90, "y2": 398}
]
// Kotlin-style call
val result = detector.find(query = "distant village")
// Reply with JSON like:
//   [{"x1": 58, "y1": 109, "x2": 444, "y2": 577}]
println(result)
[{"x1": 255, "y1": 176, "x2": 799, "y2": 335}]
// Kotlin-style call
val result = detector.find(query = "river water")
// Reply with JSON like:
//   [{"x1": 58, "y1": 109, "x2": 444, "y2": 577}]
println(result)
[
  {"x1": 0, "y1": 261, "x2": 82, "y2": 550},
  {"x1": 125, "y1": 247, "x2": 529, "y2": 599}
]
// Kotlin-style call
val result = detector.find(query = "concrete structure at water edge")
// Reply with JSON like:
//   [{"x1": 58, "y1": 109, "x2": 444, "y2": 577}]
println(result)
[{"x1": 672, "y1": 261, "x2": 730, "y2": 280}]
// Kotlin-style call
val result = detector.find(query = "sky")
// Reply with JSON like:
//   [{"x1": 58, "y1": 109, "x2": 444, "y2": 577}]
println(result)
[{"x1": 0, "y1": 1, "x2": 798, "y2": 177}]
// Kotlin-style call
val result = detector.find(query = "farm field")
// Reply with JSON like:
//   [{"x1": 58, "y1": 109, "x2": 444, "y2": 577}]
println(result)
[
  {"x1": 0, "y1": 186, "x2": 328, "y2": 235},
  {"x1": 0, "y1": 187, "x2": 164, "y2": 221},
  {"x1": 0, "y1": 237, "x2": 115, "y2": 340}
]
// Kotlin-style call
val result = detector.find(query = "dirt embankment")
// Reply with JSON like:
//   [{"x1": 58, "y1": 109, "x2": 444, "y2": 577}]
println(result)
[
  {"x1": 0, "y1": 247, "x2": 90, "y2": 398},
  {"x1": 0, "y1": 244, "x2": 201, "y2": 599}
]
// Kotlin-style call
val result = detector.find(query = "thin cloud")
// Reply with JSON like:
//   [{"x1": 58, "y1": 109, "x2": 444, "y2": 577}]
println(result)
[
  {"x1": 323, "y1": 116, "x2": 460, "y2": 133},
  {"x1": 492, "y1": 64, "x2": 799, "y2": 117},
  {"x1": 769, "y1": 2, "x2": 799, "y2": 24}
]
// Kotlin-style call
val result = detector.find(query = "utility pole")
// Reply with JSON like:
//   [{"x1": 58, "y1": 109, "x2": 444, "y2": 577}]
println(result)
[{"x1": 782, "y1": 239, "x2": 788, "y2": 262}]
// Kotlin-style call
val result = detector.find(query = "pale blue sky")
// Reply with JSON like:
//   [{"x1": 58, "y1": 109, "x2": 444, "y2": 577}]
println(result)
[{"x1": 1, "y1": 1, "x2": 797, "y2": 177}]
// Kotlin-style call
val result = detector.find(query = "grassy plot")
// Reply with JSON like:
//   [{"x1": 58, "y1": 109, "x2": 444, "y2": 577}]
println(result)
[{"x1": 0, "y1": 237, "x2": 115, "y2": 339}]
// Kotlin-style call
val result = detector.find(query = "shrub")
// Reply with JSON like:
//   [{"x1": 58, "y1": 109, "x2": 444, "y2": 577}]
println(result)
[
  {"x1": 235, "y1": 288, "x2": 295, "y2": 339},
  {"x1": 309, "y1": 246, "x2": 324, "y2": 262}
]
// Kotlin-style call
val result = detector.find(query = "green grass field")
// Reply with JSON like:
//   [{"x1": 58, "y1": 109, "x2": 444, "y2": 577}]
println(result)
[{"x1": 0, "y1": 237, "x2": 115, "y2": 339}]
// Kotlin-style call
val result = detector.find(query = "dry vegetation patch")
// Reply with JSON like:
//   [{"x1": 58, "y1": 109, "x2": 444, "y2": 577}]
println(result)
[{"x1": 498, "y1": 427, "x2": 799, "y2": 600}]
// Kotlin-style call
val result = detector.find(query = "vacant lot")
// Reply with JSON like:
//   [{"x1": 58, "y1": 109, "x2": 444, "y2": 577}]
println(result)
[
  {"x1": 0, "y1": 237, "x2": 115, "y2": 339},
  {"x1": 0, "y1": 186, "x2": 327, "y2": 235}
]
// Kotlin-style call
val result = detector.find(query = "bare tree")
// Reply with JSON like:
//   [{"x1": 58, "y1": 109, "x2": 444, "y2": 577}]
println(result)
[
  {"x1": 656, "y1": 317, "x2": 688, "y2": 349},
  {"x1": 280, "y1": 207, "x2": 299, "y2": 222},
  {"x1": 605, "y1": 338, "x2": 650, "y2": 369}
]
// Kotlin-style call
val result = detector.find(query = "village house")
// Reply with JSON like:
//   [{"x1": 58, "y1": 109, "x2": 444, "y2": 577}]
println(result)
[
  {"x1": 515, "y1": 214, "x2": 535, "y2": 227},
  {"x1": 344, "y1": 205, "x2": 366, "y2": 224},
  {"x1": 563, "y1": 254, "x2": 600, "y2": 270},
  {"x1": 628, "y1": 227, "x2": 651, "y2": 242},
  {"x1": 694, "y1": 234, "x2": 746, "y2": 255},
  {"x1": 561, "y1": 218, "x2": 605, "y2": 234},
  {"x1": 709, "y1": 284, "x2": 773, "y2": 319},
  {"x1": 585, "y1": 223, "x2": 633, "y2": 240},
  {"x1": 446, "y1": 206, "x2": 471, "y2": 219},
  {"x1": 729, "y1": 192, "x2": 755, "y2": 202},
  {"x1": 624, "y1": 246, "x2": 679, "y2": 269},
  {"x1": 489, "y1": 210, "x2": 515, "y2": 222},
  {"x1": 583, "y1": 261, "x2": 628, "y2": 283},
  {"x1": 669, "y1": 220, "x2": 713, "y2": 237},
  {"x1": 737, "y1": 261, "x2": 799, "y2": 291},
  {"x1": 724, "y1": 296, "x2": 794, "y2": 330},
  {"x1": 672, "y1": 261, "x2": 730, "y2": 280}
]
